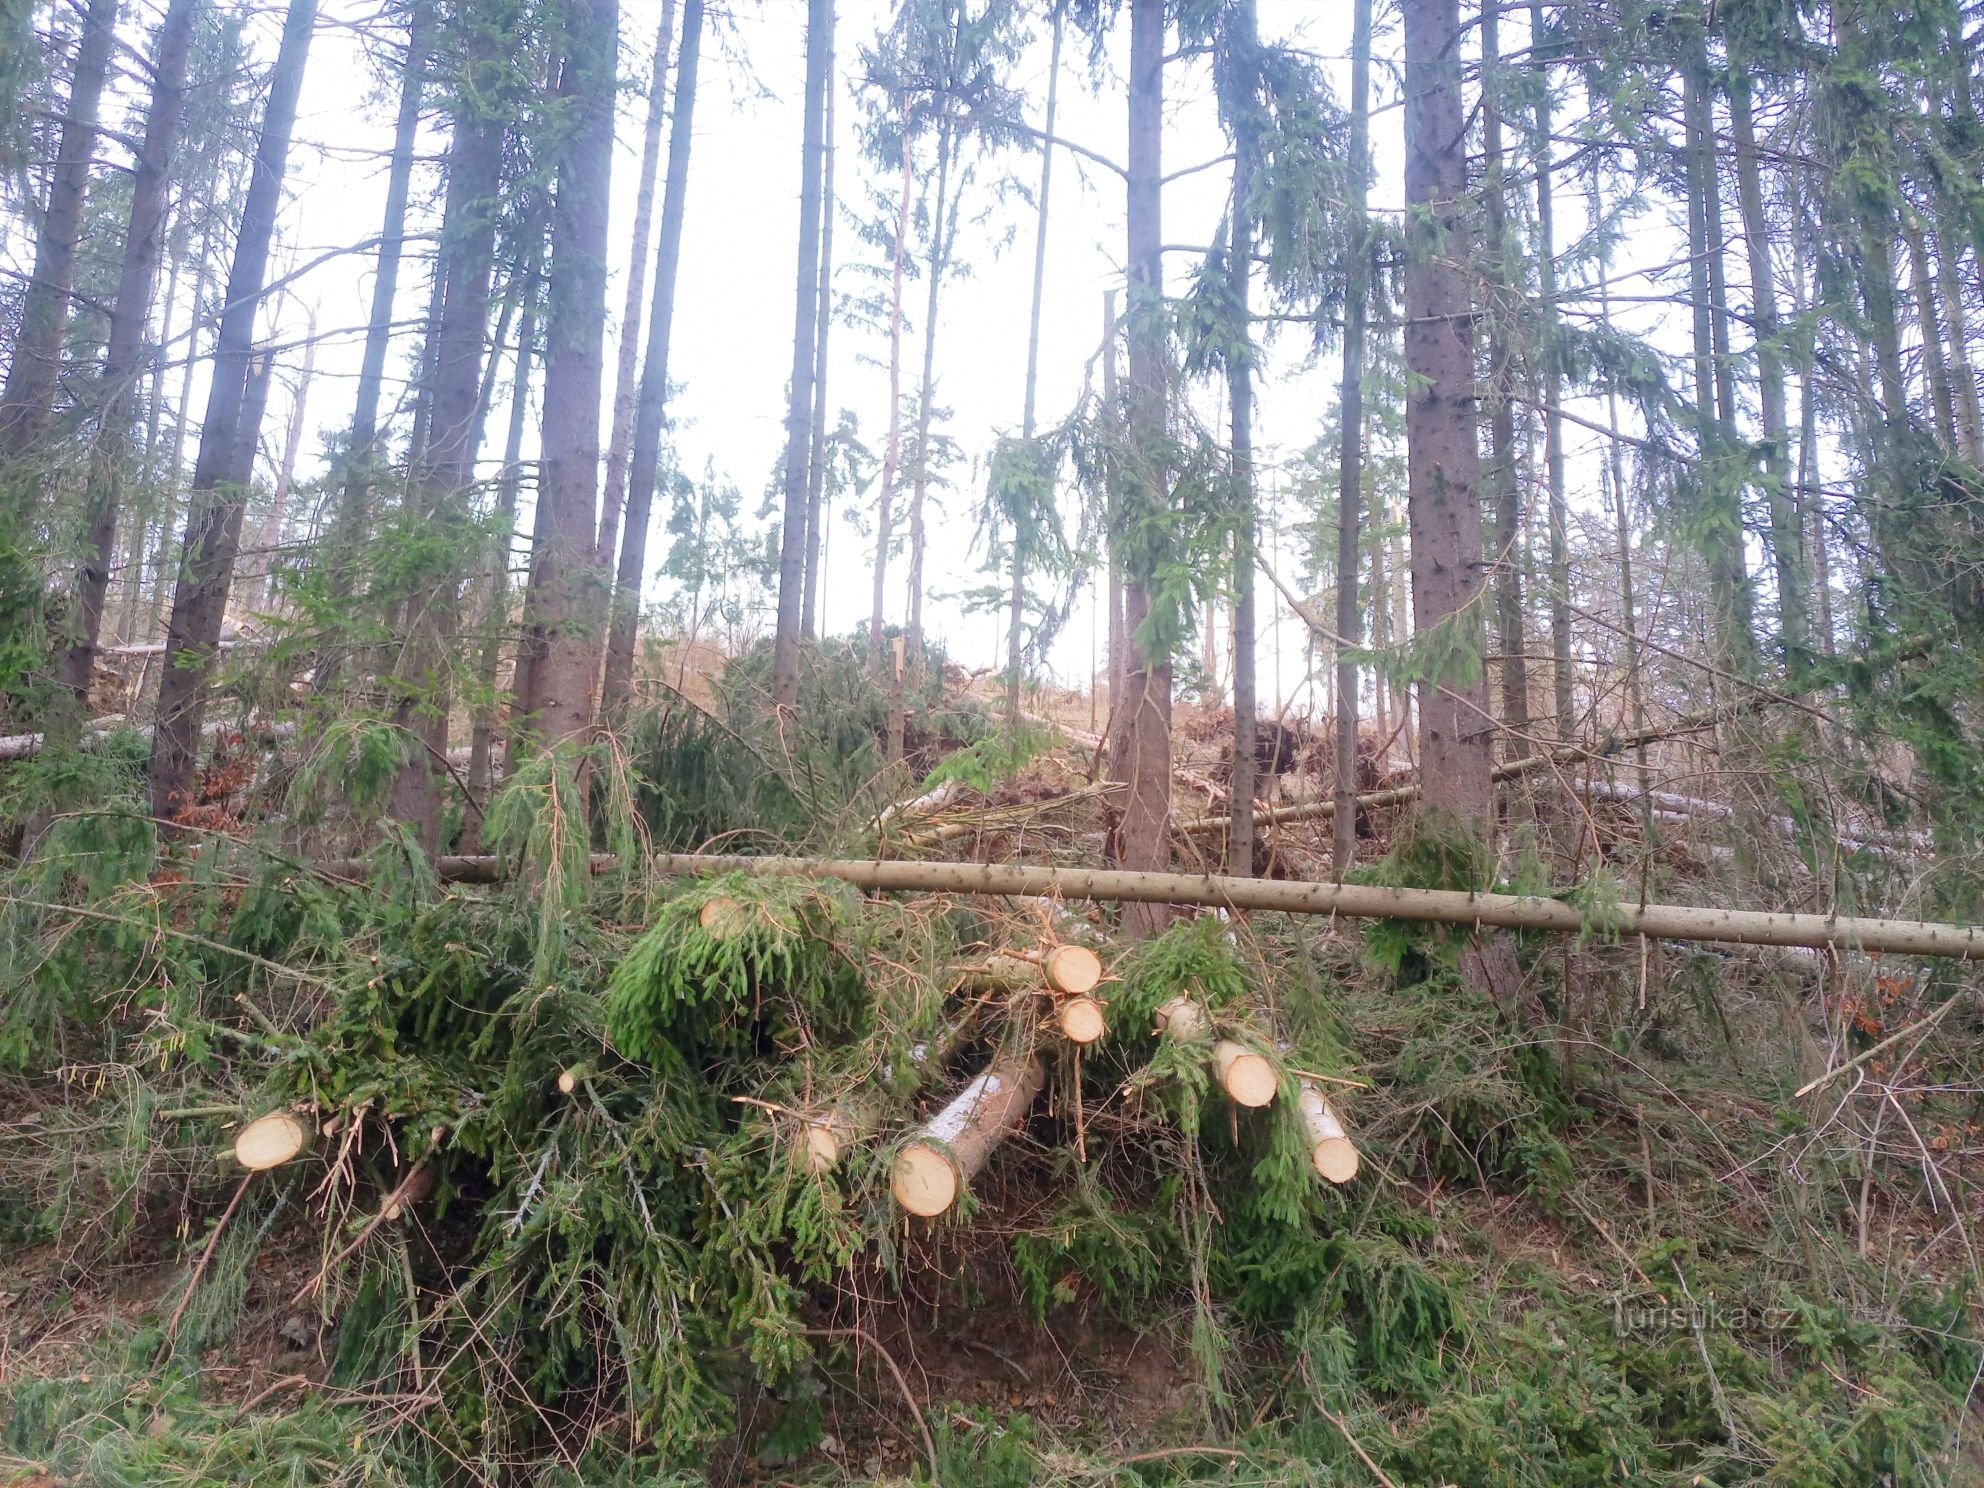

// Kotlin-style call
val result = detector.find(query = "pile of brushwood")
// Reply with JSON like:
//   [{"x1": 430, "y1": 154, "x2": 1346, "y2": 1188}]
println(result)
[{"x1": 2, "y1": 656, "x2": 1980, "y2": 1487}]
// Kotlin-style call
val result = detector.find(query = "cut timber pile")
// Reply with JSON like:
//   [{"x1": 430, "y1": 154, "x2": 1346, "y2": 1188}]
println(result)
[
  {"x1": 891, "y1": 1051, "x2": 1046, "y2": 1216},
  {"x1": 962, "y1": 944, "x2": 1112, "y2": 1045},
  {"x1": 233, "y1": 1111, "x2": 312, "y2": 1170}
]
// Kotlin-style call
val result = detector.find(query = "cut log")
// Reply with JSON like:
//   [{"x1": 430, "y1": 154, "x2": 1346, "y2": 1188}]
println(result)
[
  {"x1": 890, "y1": 1051, "x2": 1046, "y2": 1216},
  {"x1": 1042, "y1": 944, "x2": 1104, "y2": 996},
  {"x1": 1055, "y1": 995, "x2": 1107, "y2": 1045},
  {"x1": 1214, "y1": 1040, "x2": 1277, "y2": 1108},
  {"x1": 233, "y1": 1111, "x2": 313, "y2": 1170},
  {"x1": 556, "y1": 1066, "x2": 585, "y2": 1095},
  {"x1": 1153, "y1": 995, "x2": 1210, "y2": 1042},
  {"x1": 793, "y1": 1108, "x2": 864, "y2": 1174},
  {"x1": 698, "y1": 896, "x2": 751, "y2": 939},
  {"x1": 1296, "y1": 1081, "x2": 1359, "y2": 1183}
]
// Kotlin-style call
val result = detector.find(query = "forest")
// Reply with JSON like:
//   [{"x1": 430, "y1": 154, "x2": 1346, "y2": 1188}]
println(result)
[{"x1": 1, "y1": 0, "x2": 1982, "y2": 1482}]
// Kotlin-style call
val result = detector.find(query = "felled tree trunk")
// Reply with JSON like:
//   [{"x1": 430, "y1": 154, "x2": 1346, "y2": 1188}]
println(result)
[
  {"x1": 890, "y1": 1051, "x2": 1045, "y2": 1216},
  {"x1": 1296, "y1": 1082, "x2": 1359, "y2": 1183}
]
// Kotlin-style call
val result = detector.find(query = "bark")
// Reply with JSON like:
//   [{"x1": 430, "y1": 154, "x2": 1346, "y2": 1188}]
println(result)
[
  {"x1": 149, "y1": 0, "x2": 319, "y2": 828},
  {"x1": 801, "y1": 12, "x2": 837, "y2": 640},
  {"x1": 1727, "y1": 70, "x2": 1809, "y2": 665},
  {"x1": 0, "y1": 0, "x2": 119, "y2": 466},
  {"x1": 515, "y1": 0, "x2": 618, "y2": 765},
  {"x1": 1530, "y1": 0, "x2": 1572, "y2": 737},
  {"x1": 905, "y1": 29, "x2": 961, "y2": 664},
  {"x1": 1480, "y1": 0, "x2": 1529, "y2": 764},
  {"x1": 245, "y1": 306, "x2": 315, "y2": 612},
  {"x1": 1901, "y1": 213, "x2": 1957, "y2": 449},
  {"x1": 600, "y1": 0, "x2": 704, "y2": 722},
  {"x1": 594, "y1": 0, "x2": 678, "y2": 581},
  {"x1": 889, "y1": 1051, "x2": 1045, "y2": 1215},
  {"x1": 467, "y1": 292, "x2": 538, "y2": 816},
  {"x1": 388, "y1": 12, "x2": 510, "y2": 849},
  {"x1": 327, "y1": 0, "x2": 430, "y2": 601},
  {"x1": 1225, "y1": 0, "x2": 1258, "y2": 875},
  {"x1": 1007, "y1": 0, "x2": 1063, "y2": 731},
  {"x1": 54, "y1": 0, "x2": 197, "y2": 733},
  {"x1": 1102, "y1": 290, "x2": 1123, "y2": 710},
  {"x1": 1400, "y1": 0, "x2": 1494, "y2": 829},
  {"x1": 1105, "y1": 0, "x2": 1171, "y2": 937},
  {"x1": 869, "y1": 103, "x2": 913, "y2": 654},
  {"x1": 1934, "y1": 219, "x2": 1984, "y2": 464},
  {"x1": 770, "y1": 0, "x2": 831, "y2": 708},
  {"x1": 639, "y1": 853, "x2": 1984, "y2": 960},
  {"x1": 1682, "y1": 41, "x2": 1753, "y2": 674}
]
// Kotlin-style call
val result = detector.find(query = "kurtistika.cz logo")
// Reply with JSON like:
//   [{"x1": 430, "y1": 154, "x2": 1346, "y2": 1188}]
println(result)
[{"x1": 1612, "y1": 1292, "x2": 1796, "y2": 1338}]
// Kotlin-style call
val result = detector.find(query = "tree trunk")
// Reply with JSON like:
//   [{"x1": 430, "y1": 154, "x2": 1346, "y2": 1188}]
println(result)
[
  {"x1": 1479, "y1": 0, "x2": 1529, "y2": 765},
  {"x1": 1727, "y1": 69, "x2": 1809, "y2": 666},
  {"x1": 599, "y1": 0, "x2": 704, "y2": 723},
  {"x1": 1934, "y1": 218, "x2": 1984, "y2": 464},
  {"x1": 53, "y1": 0, "x2": 196, "y2": 733},
  {"x1": 801, "y1": 10, "x2": 837, "y2": 641},
  {"x1": 770, "y1": 0, "x2": 831, "y2": 708},
  {"x1": 149, "y1": 0, "x2": 319, "y2": 828},
  {"x1": 1103, "y1": 289, "x2": 1123, "y2": 713},
  {"x1": 467, "y1": 292, "x2": 538, "y2": 819},
  {"x1": 245, "y1": 306, "x2": 315, "y2": 612},
  {"x1": 326, "y1": 0, "x2": 430, "y2": 602},
  {"x1": 1901, "y1": 213, "x2": 1957, "y2": 450},
  {"x1": 1682, "y1": 39, "x2": 1753, "y2": 675},
  {"x1": 869, "y1": 102, "x2": 913, "y2": 654},
  {"x1": 1332, "y1": 0, "x2": 1373, "y2": 875},
  {"x1": 516, "y1": 0, "x2": 618, "y2": 764},
  {"x1": 1007, "y1": 0, "x2": 1062, "y2": 732},
  {"x1": 0, "y1": 0, "x2": 119, "y2": 467},
  {"x1": 388, "y1": 11, "x2": 510, "y2": 848},
  {"x1": 594, "y1": 0, "x2": 678, "y2": 583},
  {"x1": 1225, "y1": 0, "x2": 1258, "y2": 876},
  {"x1": 1105, "y1": 0, "x2": 1171, "y2": 937},
  {"x1": 1400, "y1": 0, "x2": 1494, "y2": 831},
  {"x1": 905, "y1": 61, "x2": 960, "y2": 665},
  {"x1": 1530, "y1": 0, "x2": 1572, "y2": 737}
]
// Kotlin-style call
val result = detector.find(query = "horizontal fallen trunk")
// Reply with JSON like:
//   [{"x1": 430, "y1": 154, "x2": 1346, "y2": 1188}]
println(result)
[
  {"x1": 638, "y1": 854, "x2": 1984, "y2": 960},
  {"x1": 0, "y1": 716, "x2": 296, "y2": 763},
  {"x1": 321, "y1": 852, "x2": 1984, "y2": 959},
  {"x1": 1296, "y1": 1081, "x2": 1359, "y2": 1183},
  {"x1": 1577, "y1": 778, "x2": 1930, "y2": 854}
]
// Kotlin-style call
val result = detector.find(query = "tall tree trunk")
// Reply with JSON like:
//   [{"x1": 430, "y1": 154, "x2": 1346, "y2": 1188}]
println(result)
[
  {"x1": 868, "y1": 102, "x2": 913, "y2": 654},
  {"x1": 1728, "y1": 69, "x2": 1809, "y2": 665},
  {"x1": 1682, "y1": 39, "x2": 1753, "y2": 674},
  {"x1": 1934, "y1": 220, "x2": 1984, "y2": 463},
  {"x1": 770, "y1": 0, "x2": 831, "y2": 708},
  {"x1": 245, "y1": 306, "x2": 315, "y2": 612},
  {"x1": 595, "y1": 0, "x2": 678, "y2": 589},
  {"x1": 326, "y1": 0, "x2": 429, "y2": 602},
  {"x1": 600, "y1": 0, "x2": 703, "y2": 722},
  {"x1": 1332, "y1": 0, "x2": 1372, "y2": 875},
  {"x1": 467, "y1": 291, "x2": 538, "y2": 820},
  {"x1": 1103, "y1": 290, "x2": 1122, "y2": 712},
  {"x1": 801, "y1": 8, "x2": 837, "y2": 641},
  {"x1": 1007, "y1": 0, "x2": 1062, "y2": 731},
  {"x1": 1901, "y1": 212, "x2": 1958, "y2": 449},
  {"x1": 516, "y1": 0, "x2": 618, "y2": 763},
  {"x1": 0, "y1": 0, "x2": 119, "y2": 468},
  {"x1": 1478, "y1": 0, "x2": 1529, "y2": 764},
  {"x1": 1225, "y1": 0, "x2": 1258, "y2": 876},
  {"x1": 905, "y1": 53, "x2": 960, "y2": 665},
  {"x1": 389, "y1": 10, "x2": 510, "y2": 848},
  {"x1": 1530, "y1": 0, "x2": 1572, "y2": 737},
  {"x1": 53, "y1": 0, "x2": 196, "y2": 733},
  {"x1": 1105, "y1": 0, "x2": 1170, "y2": 937},
  {"x1": 149, "y1": 0, "x2": 318, "y2": 828},
  {"x1": 1400, "y1": 0, "x2": 1494, "y2": 828}
]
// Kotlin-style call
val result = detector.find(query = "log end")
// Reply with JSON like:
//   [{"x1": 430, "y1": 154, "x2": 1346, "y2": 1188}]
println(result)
[
  {"x1": 890, "y1": 1142, "x2": 960, "y2": 1216},
  {"x1": 1153, "y1": 995, "x2": 1209, "y2": 1042},
  {"x1": 1043, "y1": 944, "x2": 1104, "y2": 997},
  {"x1": 698, "y1": 896, "x2": 750, "y2": 940},
  {"x1": 1215, "y1": 1041, "x2": 1277, "y2": 1108},
  {"x1": 1056, "y1": 995, "x2": 1107, "y2": 1045},
  {"x1": 233, "y1": 1111, "x2": 312, "y2": 1171},
  {"x1": 1312, "y1": 1137, "x2": 1360, "y2": 1184},
  {"x1": 795, "y1": 1122, "x2": 843, "y2": 1175},
  {"x1": 556, "y1": 1069, "x2": 580, "y2": 1095}
]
